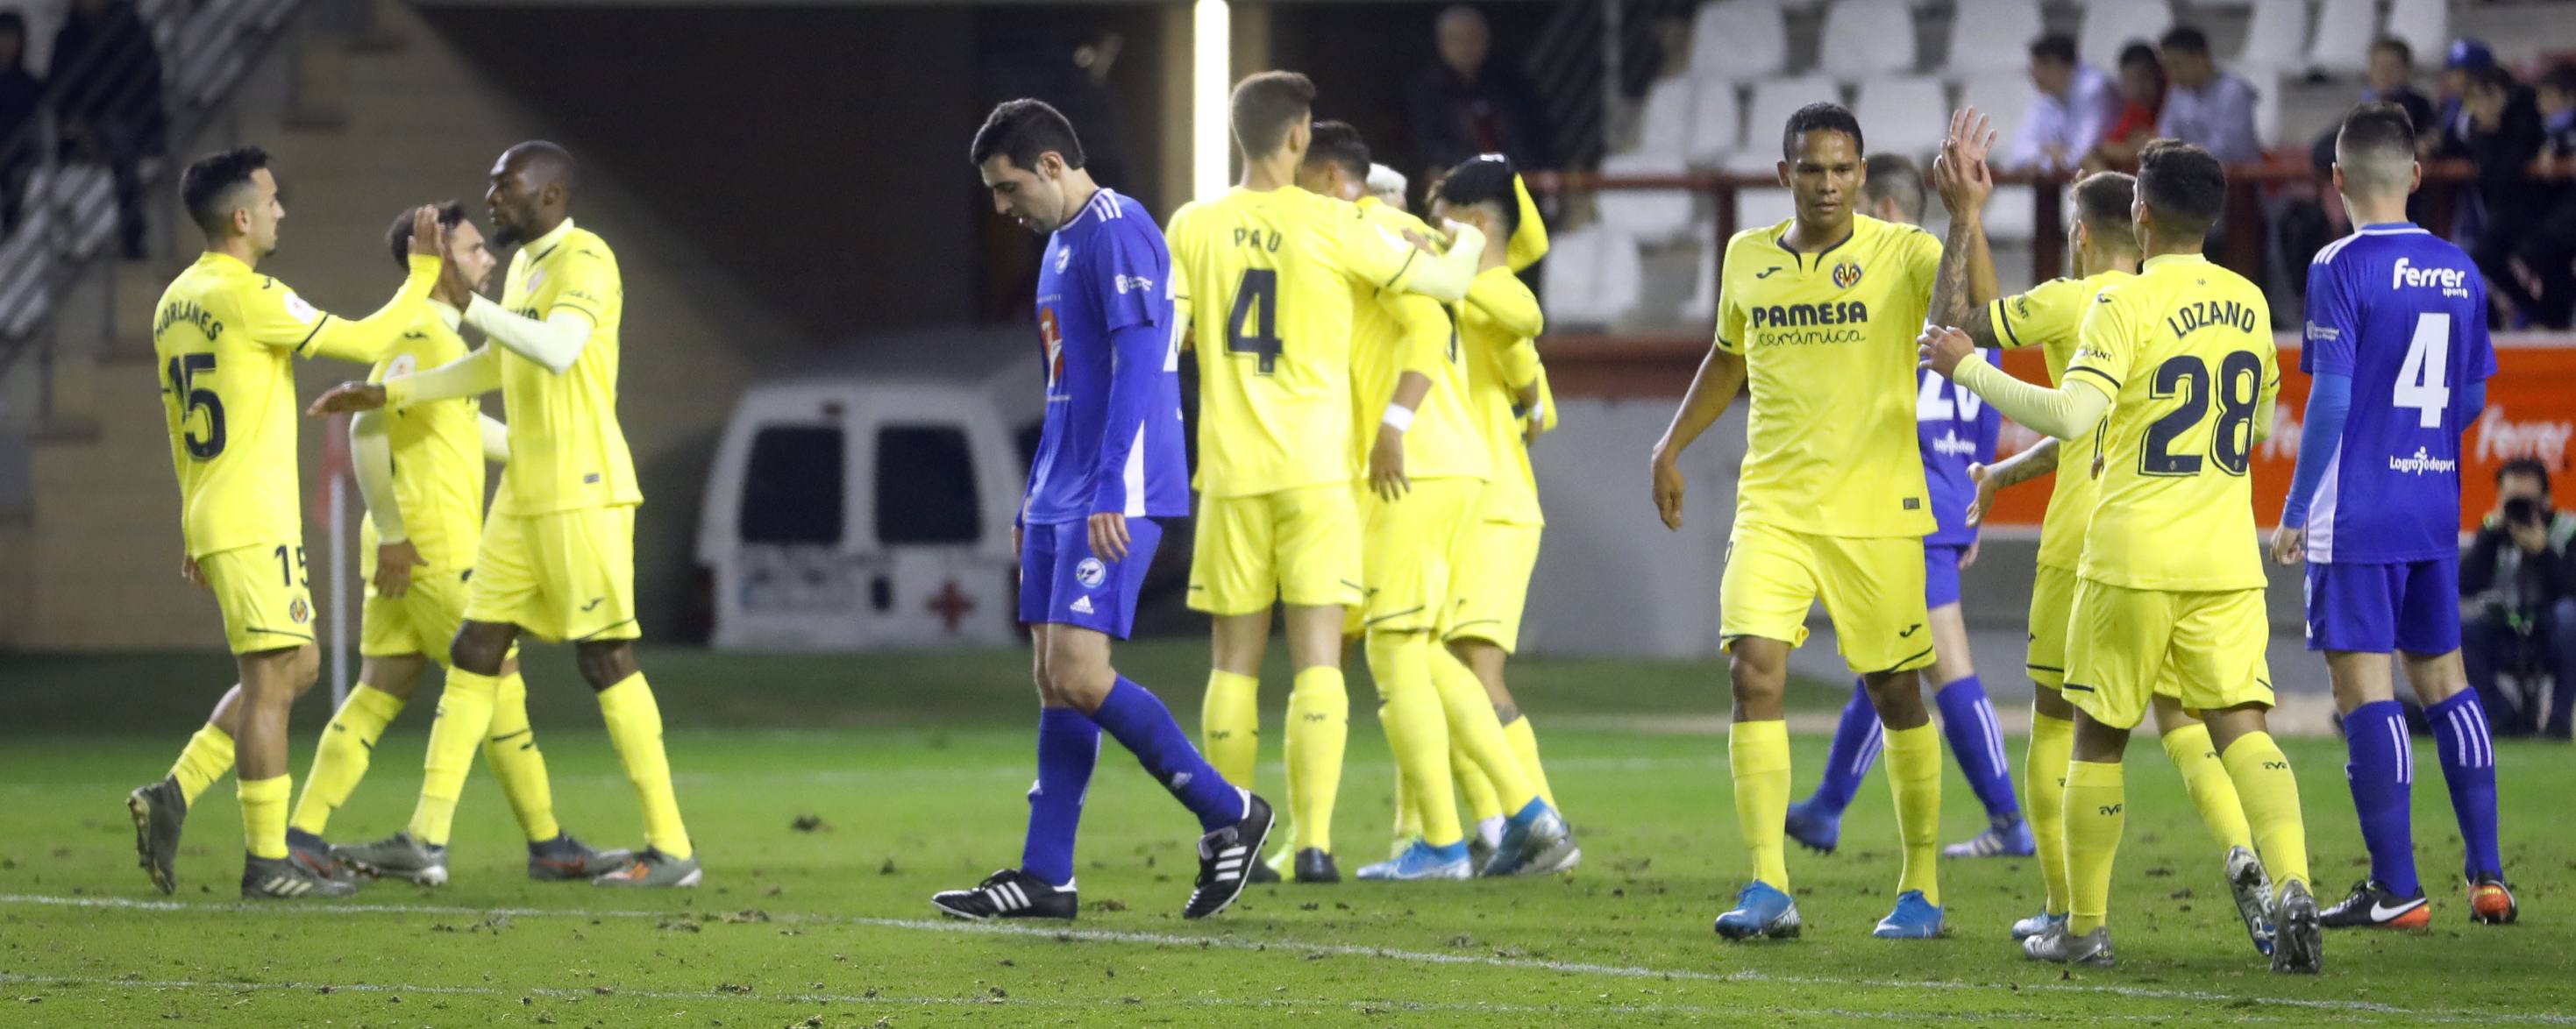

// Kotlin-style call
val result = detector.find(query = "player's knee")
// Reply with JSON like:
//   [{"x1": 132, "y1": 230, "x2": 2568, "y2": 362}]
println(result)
[
  {"x1": 575, "y1": 641, "x2": 639, "y2": 691},
  {"x1": 1726, "y1": 649, "x2": 1784, "y2": 697},
  {"x1": 449, "y1": 633, "x2": 502, "y2": 676},
  {"x1": 1038, "y1": 654, "x2": 1114, "y2": 712}
]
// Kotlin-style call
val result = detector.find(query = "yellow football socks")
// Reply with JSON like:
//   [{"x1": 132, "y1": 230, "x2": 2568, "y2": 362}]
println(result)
[
  {"x1": 1284, "y1": 666, "x2": 1348, "y2": 855},
  {"x1": 1453, "y1": 740, "x2": 1505, "y2": 823},
  {"x1": 1431, "y1": 649, "x2": 1538, "y2": 815},
  {"x1": 598, "y1": 673, "x2": 691, "y2": 860},
  {"x1": 1369, "y1": 630, "x2": 1462, "y2": 848},
  {"x1": 2218, "y1": 731, "x2": 2310, "y2": 892},
  {"x1": 2162, "y1": 721, "x2": 2253, "y2": 853},
  {"x1": 1882, "y1": 722, "x2": 1945, "y2": 906},
  {"x1": 167, "y1": 724, "x2": 234, "y2": 806},
  {"x1": 2025, "y1": 709, "x2": 2076, "y2": 915},
  {"x1": 2064, "y1": 759, "x2": 2126, "y2": 935},
  {"x1": 1503, "y1": 715, "x2": 1555, "y2": 810},
  {"x1": 409, "y1": 670, "x2": 498, "y2": 848},
  {"x1": 482, "y1": 671, "x2": 562, "y2": 843},
  {"x1": 289, "y1": 684, "x2": 405, "y2": 835},
  {"x1": 1729, "y1": 719, "x2": 1792, "y2": 891},
  {"x1": 239, "y1": 774, "x2": 291, "y2": 860},
  {"x1": 1200, "y1": 669, "x2": 1261, "y2": 787}
]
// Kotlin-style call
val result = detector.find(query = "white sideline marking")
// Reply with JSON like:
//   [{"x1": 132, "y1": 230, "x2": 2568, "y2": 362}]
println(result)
[{"x1": 3, "y1": 893, "x2": 2568, "y2": 1023}]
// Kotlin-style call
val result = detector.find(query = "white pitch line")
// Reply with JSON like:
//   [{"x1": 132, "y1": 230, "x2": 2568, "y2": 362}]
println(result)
[{"x1": 3, "y1": 894, "x2": 2567, "y2": 1025}]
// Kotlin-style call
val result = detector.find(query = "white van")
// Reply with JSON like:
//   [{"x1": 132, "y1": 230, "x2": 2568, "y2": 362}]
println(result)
[{"x1": 699, "y1": 335, "x2": 1042, "y2": 649}]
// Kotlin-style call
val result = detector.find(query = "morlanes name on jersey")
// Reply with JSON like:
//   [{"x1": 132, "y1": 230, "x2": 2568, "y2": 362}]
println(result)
[{"x1": 154, "y1": 299, "x2": 223, "y2": 341}]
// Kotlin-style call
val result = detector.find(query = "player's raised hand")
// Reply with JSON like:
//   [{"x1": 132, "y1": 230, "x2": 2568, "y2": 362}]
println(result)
[
  {"x1": 1917, "y1": 325, "x2": 1977, "y2": 380},
  {"x1": 1946, "y1": 106, "x2": 1998, "y2": 171},
  {"x1": 408, "y1": 205, "x2": 445, "y2": 257},
  {"x1": 1650, "y1": 451, "x2": 1686, "y2": 530},
  {"x1": 307, "y1": 381, "x2": 388, "y2": 417},
  {"x1": 374, "y1": 539, "x2": 428, "y2": 599},
  {"x1": 1369, "y1": 425, "x2": 1411, "y2": 500},
  {"x1": 1089, "y1": 511, "x2": 1131, "y2": 564},
  {"x1": 1966, "y1": 462, "x2": 1997, "y2": 526},
  {"x1": 1932, "y1": 110, "x2": 1996, "y2": 216},
  {"x1": 2269, "y1": 523, "x2": 2307, "y2": 566}
]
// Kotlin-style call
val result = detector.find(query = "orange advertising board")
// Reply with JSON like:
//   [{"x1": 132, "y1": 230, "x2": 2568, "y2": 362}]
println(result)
[{"x1": 1979, "y1": 338, "x2": 2576, "y2": 534}]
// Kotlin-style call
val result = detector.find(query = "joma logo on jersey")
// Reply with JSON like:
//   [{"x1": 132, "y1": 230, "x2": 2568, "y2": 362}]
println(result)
[
  {"x1": 1229, "y1": 227, "x2": 1283, "y2": 252},
  {"x1": 2164, "y1": 299, "x2": 2259, "y2": 338},
  {"x1": 1748, "y1": 301, "x2": 1868, "y2": 328},
  {"x1": 1831, "y1": 260, "x2": 1862, "y2": 289}
]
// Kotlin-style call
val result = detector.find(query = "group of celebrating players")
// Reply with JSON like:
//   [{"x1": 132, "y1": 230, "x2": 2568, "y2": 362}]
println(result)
[{"x1": 127, "y1": 60, "x2": 2521, "y2": 976}]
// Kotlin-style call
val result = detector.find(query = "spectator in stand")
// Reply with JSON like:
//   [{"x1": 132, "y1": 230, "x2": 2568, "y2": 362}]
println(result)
[
  {"x1": 2455, "y1": 64, "x2": 2551, "y2": 327},
  {"x1": 2434, "y1": 39, "x2": 2497, "y2": 159},
  {"x1": 51, "y1": 0, "x2": 164, "y2": 259},
  {"x1": 2153, "y1": 25, "x2": 2264, "y2": 166},
  {"x1": 2461, "y1": 459, "x2": 2576, "y2": 739},
  {"x1": 2312, "y1": 38, "x2": 2437, "y2": 174},
  {"x1": 0, "y1": 13, "x2": 43, "y2": 235},
  {"x1": 1408, "y1": 5, "x2": 1548, "y2": 180},
  {"x1": 2494, "y1": 64, "x2": 2576, "y2": 330},
  {"x1": 2003, "y1": 32, "x2": 2119, "y2": 174},
  {"x1": 2087, "y1": 43, "x2": 2166, "y2": 171}
]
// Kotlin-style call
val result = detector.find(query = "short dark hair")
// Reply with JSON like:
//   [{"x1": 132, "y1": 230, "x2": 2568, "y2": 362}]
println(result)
[
  {"x1": 2337, "y1": 101, "x2": 2419, "y2": 190},
  {"x1": 971, "y1": 98, "x2": 1086, "y2": 172},
  {"x1": 2029, "y1": 32, "x2": 2077, "y2": 67},
  {"x1": 2542, "y1": 63, "x2": 2576, "y2": 96},
  {"x1": 386, "y1": 202, "x2": 468, "y2": 270},
  {"x1": 1434, "y1": 153, "x2": 1519, "y2": 238},
  {"x1": 2071, "y1": 170, "x2": 2137, "y2": 247},
  {"x1": 0, "y1": 11, "x2": 24, "y2": 40},
  {"x1": 1782, "y1": 101, "x2": 1863, "y2": 161},
  {"x1": 2159, "y1": 25, "x2": 2210, "y2": 56},
  {"x1": 1230, "y1": 70, "x2": 1317, "y2": 159},
  {"x1": 2370, "y1": 36, "x2": 2413, "y2": 68},
  {"x1": 2136, "y1": 138, "x2": 2226, "y2": 238},
  {"x1": 2466, "y1": 64, "x2": 2519, "y2": 95},
  {"x1": 1303, "y1": 120, "x2": 1370, "y2": 181},
  {"x1": 180, "y1": 146, "x2": 269, "y2": 235},
  {"x1": 2118, "y1": 42, "x2": 2162, "y2": 72},
  {"x1": 1861, "y1": 153, "x2": 1923, "y2": 223},
  {"x1": 2498, "y1": 457, "x2": 2552, "y2": 493}
]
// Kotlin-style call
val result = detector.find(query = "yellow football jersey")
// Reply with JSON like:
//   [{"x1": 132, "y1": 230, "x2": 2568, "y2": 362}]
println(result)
[
  {"x1": 1715, "y1": 215, "x2": 1939, "y2": 538},
  {"x1": 1459, "y1": 266, "x2": 1545, "y2": 527},
  {"x1": 492, "y1": 219, "x2": 642, "y2": 515},
  {"x1": 1989, "y1": 268, "x2": 2134, "y2": 571},
  {"x1": 2067, "y1": 253, "x2": 2280, "y2": 592},
  {"x1": 1165, "y1": 186, "x2": 1429, "y2": 498},
  {"x1": 153, "y1": 252, "x2": 438, "y2": 556},
  {"x1": 1349, "y1": 197, "x2": 1487, "y2": 482},
  {"x1": 365, "y1": 305, "x2": 488, "y2": 565}
]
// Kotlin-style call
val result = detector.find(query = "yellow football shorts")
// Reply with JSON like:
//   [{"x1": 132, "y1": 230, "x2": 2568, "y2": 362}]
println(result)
[
  {"x1": 198, "y1": 541, "x2": 316, "y2": 654},
  {"x1": 466, "y1": 504, "x2": 639, "y2": 643},
  {"x1": 1445, "y1": 519, "x2": 1542, "y2": 653},
  {"x1": 2030, "y1": 563, "x2": 2195, "y2": 702},
  {"x1": 2063, "y1": 578, "x2": 2275, "y2": 730},
  {"x1": 1719, "y1": 522, "x2": 1933, "y2": 675},
  {"x1": 357, "y1": 521, "x2": 479, "y2": 660},
  {"x1": 1188, "y1": 482, "x2": 1363, "y2": 615},
  {"x1": 1343, "y1": 478, "x2": 1481, "y2": 636}
]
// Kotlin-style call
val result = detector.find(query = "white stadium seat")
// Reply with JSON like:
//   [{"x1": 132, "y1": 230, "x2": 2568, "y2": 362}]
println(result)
[
  {"x1": 1943, "y1": 0, "x2": 2045, "y2": 76},
  {"x1": 2235, "y1": 0, "x2": 2311, "y2": 75},
  {"x1": 2079, "y1": 0, "x2": 2173, "y2": 72},
  {"x1": 1685, "y1": 78, "x2": 1745, "y2": 167},
  {"x1": 1956, "y1": 71, "x2": 2037, "y2": 241},
  {"x1": 1689, "y1": 0, "x2": 1790, "y2": 84},
  {"x1": 1727, "y1": 75, "x2": 1842, "y2": 174},
  {"x1": 1598, "y1": 151, "x2": 1696, "y2": 245},
  {"x1": 1542, "y1": 223, "x2": 1646, "y2": 328},
  {"x1": 2384, "y1": 0, "x2": 2449, "y2": 75},
  {"x1": 1852, "y1": 75, "x2": 1950, "y2": 162},
  {"x1": 2307, "y1": 0, "x2": 2378, "y2": 76},
  {"x1": 1633, "y1": 77, "x2": 1697, "y2": 160},
  {"x1": 1818, "y1": 0, "x2": 1917, "y2": 82}
]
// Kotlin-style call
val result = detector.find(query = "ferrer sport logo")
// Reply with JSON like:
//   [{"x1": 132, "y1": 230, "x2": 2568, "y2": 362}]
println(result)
[
  {"x1": 1074, "y1": 557, "x2": 1107, "y2": 590},
  {"x1": 1832, "y1": 260, "x2": 1863, "y2": 290}
]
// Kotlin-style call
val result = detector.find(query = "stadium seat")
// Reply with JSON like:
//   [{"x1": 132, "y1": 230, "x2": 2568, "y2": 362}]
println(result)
[
  {"x1": 1688, "y1": 0, "x2": 1790, "y2": 84},
  {"x1": 1817, "y1": 0, "x2": 1917, "y2": 82},
  {"x1": 1679, "y1": 226, "x2": 1719, "y2": 323},
  {"x1": 1942, "y1": 0, "x2": 2045, "y2": 77},
  {"x1": 1598, "y1": 152, "x2": 1696, "y2": 245},
  {"x1": 2243, "y1": 67, "x2": 2282, "y2": 149},
  {"x1": 1684, "y1": 78, "x2": 1745, "y2": 167},
  {"x1": 1633, "y1": 77, "x2": 1696, "y2": 160},
  {"x1": 1852, "y1": 75, "x2": 1950, "y2": 162},
  {"x1": 2306, "y1": 0, "x2": 2377, "y2": 77},
  {"x1": 1956, "y1": 71, "x2": 2036, "y2": 241},
  {"x1": 2384, "y1": 0, "x2": 2447, "y2": 75},
  {"x1": 2078, "y1": 0, "x2": 2174, "y2": 72},
  {"x1": 1734, "y1": 182, "x2": 1797, "y2": 232},
  {"x1": 2234, "y1": 0, "x2": 2310, "y2": 76},
  {"x1": 1542, "y1": 223, "x2": 1646, "y2": 328},
  {"x1": 1726, "y1": 75, "x2": 1841, "y2": 174}
]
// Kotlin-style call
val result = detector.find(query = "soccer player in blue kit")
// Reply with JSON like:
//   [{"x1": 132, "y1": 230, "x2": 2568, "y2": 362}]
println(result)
[
  {"x1": 2272, "y1": 102, "x2": 2517, "y2": 929},
  {"x1": 934, "y1": 99, "x2": 1275, "y2": 922}
]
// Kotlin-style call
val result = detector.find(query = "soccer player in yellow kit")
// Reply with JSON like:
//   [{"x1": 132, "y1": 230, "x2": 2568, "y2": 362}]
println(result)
[
  {"x1": 1924, "y1": 139, "x2": 2320, "y2": 973},
  {"x1": 288, "y1": 202, "x2": 630, "y2": 887},
  {"x1": 1286, "y1": 126, "x2": 1572, "y2": 883},
  {"x1": 1649, "y1": 103, "x2": 1950, "y2": 940},
  {"x1": 310, "y1": 142, "x2": 697, "y2": 887},
  {"x1": 128, "y1": 147, "x2": 445, "y2": 899},
  {"x1": 1168, "y1": 72, "x2": 1486, "y2": 884},
  {"x1": 1925, "y1": 112, "x2": 2274, "y2": 955}
]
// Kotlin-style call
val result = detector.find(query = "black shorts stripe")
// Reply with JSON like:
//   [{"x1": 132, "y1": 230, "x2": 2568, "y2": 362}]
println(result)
[
  {"x1": 2062, "y1": 683, "x2": 2096, "y2": 693},
  {"x1": 1868, "y1": 644, "x2": 1936, "y2": 677},
  {"x1": 572, "y1": 618, "x2": 638, "y2": 642},
  {"x1": 244, "y1": 626, "x2": 317, "y2": 642},
  {"x1": 488, "y1": 728, "x2": 533, "y2": 743},
  {"x1": 1363, "y1": 605, "x2": 1429, "y2": 628},
  {"x1": 2025, "y1": 663, "x2": 2065, "y2": 673}
]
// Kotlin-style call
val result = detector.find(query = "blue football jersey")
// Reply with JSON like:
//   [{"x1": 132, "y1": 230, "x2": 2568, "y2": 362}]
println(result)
[
  {"x1": 1918, "y1": 351, "x2": 2001, "y2": 547},
  {"x1": 1022, "y1": 188, "x2": 1192, "y2": 525},
  {"x1": 2298, "y1": 223, "x2": 2498, "y2": 564}
]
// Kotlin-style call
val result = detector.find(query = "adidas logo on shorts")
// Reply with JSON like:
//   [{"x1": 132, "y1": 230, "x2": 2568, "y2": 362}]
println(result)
[{"x1": 1070, "y1": 596, "x2": 1095, "y2": 614}]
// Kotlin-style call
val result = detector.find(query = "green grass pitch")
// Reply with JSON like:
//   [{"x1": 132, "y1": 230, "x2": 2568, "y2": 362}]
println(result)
[{"x1": 2, "y1": 643, "x2": 2571, "y2": 1025}]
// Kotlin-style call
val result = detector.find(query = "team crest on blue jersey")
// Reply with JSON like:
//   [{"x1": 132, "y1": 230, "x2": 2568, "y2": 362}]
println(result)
[
  {"x1": 1055, "y1": 245, "x2": 1072, "y2": 273},
  {"x1": 1832, "y1": 260, "x2": 1863, "y2": 290},
  {"x1": 1074, "y1": 557, "x2": 1107, "y2": 589}
]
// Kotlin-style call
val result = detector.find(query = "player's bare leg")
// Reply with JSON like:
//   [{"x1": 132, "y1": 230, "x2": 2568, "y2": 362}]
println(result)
[
  {"x1": 233, "y1": 643, "x2": 356, "y2": 898},
  {"x1": 2396, "y1": 649, "x2": 2513, "y2": 924},
  {"x1": 1715, "y1": 636, "x2": 1801, "y2": 939},
  {"x1": 2202, "y1": 703, "x2": 2320, "y2": 973},
  {"x1": 2149, "y1": 693, "x2": 2267, "y2": 953},
  {"x1": 1278, "y1": 603, "x2": 1352, "y2": 881}
]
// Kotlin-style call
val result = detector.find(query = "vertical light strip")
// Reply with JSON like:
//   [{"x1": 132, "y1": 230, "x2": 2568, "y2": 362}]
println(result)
[{"x1": 1192, "y1": 0, "x2": 1230, "y2": 202}]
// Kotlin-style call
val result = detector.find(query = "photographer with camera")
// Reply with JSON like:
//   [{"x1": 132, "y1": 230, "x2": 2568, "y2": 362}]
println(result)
[{"x1": 2461, "y1": 458, "x2": 2576, "y2": 738}]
